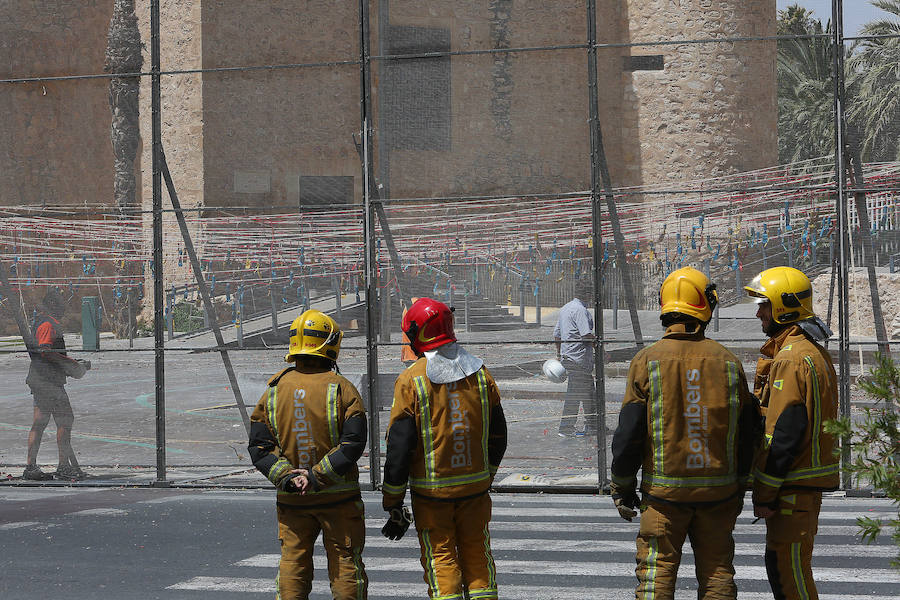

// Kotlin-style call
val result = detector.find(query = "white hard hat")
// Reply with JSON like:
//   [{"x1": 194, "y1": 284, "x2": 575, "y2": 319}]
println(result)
[{"x1": 542, "y1": 359, "x2": 567, "y2": 383}]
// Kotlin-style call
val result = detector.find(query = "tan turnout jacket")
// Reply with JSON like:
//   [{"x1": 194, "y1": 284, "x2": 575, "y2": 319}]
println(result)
[
  {"x1": 249, "y1": 365, "x2": 366, "y2": 507},
  {"x1": 752, "y1": 324, "x2": 839, "y2": 506},
  {"x1": 382, "y1": 357, "x2": 505, "y2": 506},
  {"x1": 612, "y1": 323, "x2": 760, "y2": 503}
]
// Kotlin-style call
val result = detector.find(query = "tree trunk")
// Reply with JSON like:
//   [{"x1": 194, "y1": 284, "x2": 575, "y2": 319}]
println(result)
[{"x1": 105, "y1": 0, "x2": 143, "y2": 338}]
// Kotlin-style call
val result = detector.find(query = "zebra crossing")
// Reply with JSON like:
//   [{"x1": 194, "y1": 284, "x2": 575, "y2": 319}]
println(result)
[{"x1": 168, "y1": 492, "x2": 900, "y2": 599}]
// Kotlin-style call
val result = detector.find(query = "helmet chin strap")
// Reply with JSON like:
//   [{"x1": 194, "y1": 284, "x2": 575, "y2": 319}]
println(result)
[
  {"x1": 765, "y1": 319, "x2": 789, "y2": 337},
  {"x1": 704, "y1": 283, "x2": 718, "y2": 313}
]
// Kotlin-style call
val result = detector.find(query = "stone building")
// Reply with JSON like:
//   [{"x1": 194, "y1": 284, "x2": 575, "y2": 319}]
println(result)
[
  {"x1": 2, "y1": 0, "x2": 776, "y2": 210},
  {"x1": 0, "y1": 1, "x2": 116, "y2": 208},
  {"x1": 0, "y1": 1, "x2": 777, "y2": 327}
]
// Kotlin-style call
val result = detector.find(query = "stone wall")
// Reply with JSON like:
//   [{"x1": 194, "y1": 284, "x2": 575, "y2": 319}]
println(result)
[
  {"x1": 625, "y1": 0, "x2": 777, "y2": 184},
  {"x1": 2, "y1": 0, "x2": 780, "y2": 327},
  {"x1": 135, "y1": 0, "x2": 205, "y2": 304},
  {"x1": 199, "y1": 1, "x2": 361, "y2": 210},
  {"x1": 384, "y1": 0, "x2": 633, "y2": 198},
  {"x1": 3, "y1": 0, "x2": 778, "y2": 211}
]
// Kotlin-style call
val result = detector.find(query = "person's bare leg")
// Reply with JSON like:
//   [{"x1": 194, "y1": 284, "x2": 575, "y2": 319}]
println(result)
[
  {"x1": 54, "y1": 412, "x2": 78, "y2": 471},
  {"x1": 56, "y1": 425, "x2": 72, "y2": 466},
  {"x1": 26, "y1": 406, "x2": 50, "y2": 466}
]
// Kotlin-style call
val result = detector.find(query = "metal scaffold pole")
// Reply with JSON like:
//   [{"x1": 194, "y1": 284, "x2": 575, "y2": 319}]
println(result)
[
  {"x1": 586, "y1": 0, "x2": 608, "y2": 490},
  {"x1": 0, "y1": 262, "x2": 35, "y2": 352},
  {"x1": 160, "y1": 151, "x2": 252, "y2": 434},
  {"x1": 831, "y1": 0, "x2": 852, "y2": 489},
  {"x1": 150, "y1": 0, "x2": 167, "y2": 486},
  {"x1": 588, "y1": 38, "x2": 644, "y2": 352},
  {"x1": 846, "y1": 126, "x2": 890, "y2": 356},
  {"x1": 359, "y1": 0, "x2": 381, "y2": 489}
]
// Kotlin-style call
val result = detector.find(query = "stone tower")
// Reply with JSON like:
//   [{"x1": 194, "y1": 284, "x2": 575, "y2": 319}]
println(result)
[{"x1": 622, "y1": 0, "x2": 777, "y2": 184}]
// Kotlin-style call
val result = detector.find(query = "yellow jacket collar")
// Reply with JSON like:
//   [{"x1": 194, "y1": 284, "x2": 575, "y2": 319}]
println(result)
[{"x1": 760, "y1": 323, "x2": 802, "y2": 358}]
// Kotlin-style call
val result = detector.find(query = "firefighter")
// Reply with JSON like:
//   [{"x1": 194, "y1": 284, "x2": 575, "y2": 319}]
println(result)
[
  {"x1": 382, "y1": 297, "x2": 507, "y2": 600},
  {"x1": 745, "y1": 266, "x2": 838, "y2": 600},
  {"x1": 610, "y1": 267, "x2": 761, "y2": 600},
  {"x1": 248, "y1": 309, "x2": 368, "y2": 600}
]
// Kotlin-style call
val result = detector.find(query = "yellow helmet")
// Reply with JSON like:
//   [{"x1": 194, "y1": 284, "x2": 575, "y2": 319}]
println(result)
[
  {"x1": 285, "y1": 309, "x2": 343, "y2": 362},
  {"x1": 744, "y1": 266, "x2": 814, "y2": 324},
  {"x1": 659, "y1": 267, "x2": 718, "y2": 323}
]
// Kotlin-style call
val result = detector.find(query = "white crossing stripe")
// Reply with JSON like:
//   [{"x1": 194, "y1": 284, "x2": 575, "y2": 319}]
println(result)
[
  {"x1": 356, "y1": 517, "x2": 884, "y2": 537},
  {"x1": 166, "y1": 578, "x2": 897, "y2": 599},
  {"x1": 229, "y1": 553, "x2": 900, "y2": 584},
  {"x1": 481, "y1": 493, "x2": 870, "y2": 506},
  {"x1": 486, "y1": 520, "x2": 875, "y2": 536},
  {"x1": 69, "y1": 508, "x2": 129, "y2": 517},
  {"x1": 0, "y1": 521, "x2": 45, "y2": 530},
  {"x1": 164, "y1": 494, "x2": 899, "y2": 597},
  {"x1": 233, "y1": 530, "x2": 894, "y2": 558}
]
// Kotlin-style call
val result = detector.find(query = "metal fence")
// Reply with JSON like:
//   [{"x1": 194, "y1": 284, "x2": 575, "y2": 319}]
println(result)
[{"x1": 0, "y1": 0, "x2": 897, "y2": 491}]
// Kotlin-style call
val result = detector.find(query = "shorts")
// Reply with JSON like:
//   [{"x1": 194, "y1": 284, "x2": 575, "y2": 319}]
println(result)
[{"x1": 30, "y1": 385, "x2": 73, "y2": 419}]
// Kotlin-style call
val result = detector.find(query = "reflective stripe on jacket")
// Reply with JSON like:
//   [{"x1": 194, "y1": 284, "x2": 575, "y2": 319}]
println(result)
[
  {"x1": 383, "y1": 358, "x2": 506, "y2": 506},
  {"x1": 248, "y1": 365, "x2": 366, "y2": 507},
  {"x1": 752, "y1": 324, "x2": 839, "y2": 506},
  {"x1": 612, "y1": 322, "x2": 760, "y2": 503}
]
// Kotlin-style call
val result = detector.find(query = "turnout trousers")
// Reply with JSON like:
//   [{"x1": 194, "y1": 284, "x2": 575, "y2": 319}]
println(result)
[
  {"x1": 411, "y1": 492, "x2": 498, "y2": 600},
  {"x1": 635, "y1": 495, "x2": 743, "y2": 600},
  {"x1": 275, "y1": 498, "x2": 367, "y2": 600},
  {"x1": 764, "y1": 492, "x2": 821, "y2": 600}
]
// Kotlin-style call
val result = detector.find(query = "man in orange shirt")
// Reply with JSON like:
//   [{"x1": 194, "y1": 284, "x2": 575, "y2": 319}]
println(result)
[
  {"x1": 400, "y1": 297, "x2": 420, "y2": 364},
  {"x1": 24, "y1": 289, "x2": 90, "y2": 480}
]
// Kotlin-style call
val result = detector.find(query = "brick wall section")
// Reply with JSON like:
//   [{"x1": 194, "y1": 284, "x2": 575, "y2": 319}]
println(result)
[
  {"x1": 199, "y1": 1, "x2": 361, "y2": 210},
  {"x1": 0, "y1": 1, "x2": 114, "y2": 207}
]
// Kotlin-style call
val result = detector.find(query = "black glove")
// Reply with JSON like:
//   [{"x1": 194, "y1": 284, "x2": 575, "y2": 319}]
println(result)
[
  {"x1": 382, "y1": 504, "x2": 412, "y2": 540},
  {"x1": 276, "y1": 469, "x2": 309, "y2": 494},
  {"x1": 609, "y1": 482, "x2": 639, "y2": 522},
  {"x1": 277, "y1": 475, "x2": 300, "y2": 494}
]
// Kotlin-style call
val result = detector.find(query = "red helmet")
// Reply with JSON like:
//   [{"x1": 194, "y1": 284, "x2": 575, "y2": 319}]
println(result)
[{"x1": 402, "y1": 298, "x2": 456, "y2": 354}]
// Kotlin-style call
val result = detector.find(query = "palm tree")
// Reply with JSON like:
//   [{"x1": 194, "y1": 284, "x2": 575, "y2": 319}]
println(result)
[
  {"x1": 776, "y1": 6, "x2": 837, "y2": 163},
  {"x1": 847, "y1": 0, "x2": 900, "y2": 162},
  {"x1": 104, "y1": 0, "x2": 143, "y2": 337}
]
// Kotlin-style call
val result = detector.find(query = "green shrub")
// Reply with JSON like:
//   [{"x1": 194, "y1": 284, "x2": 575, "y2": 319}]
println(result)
[
  {"x1": 170, "y1": 302, "x2": 205, "y2": 333},
  {"x1": 825, "y1": 352, "x2": 900, "y2": 568}
]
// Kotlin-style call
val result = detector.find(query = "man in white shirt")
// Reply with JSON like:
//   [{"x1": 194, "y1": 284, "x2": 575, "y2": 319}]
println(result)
[{"x1": 553, "y1": 279, "x2": 596, "y2": 437}]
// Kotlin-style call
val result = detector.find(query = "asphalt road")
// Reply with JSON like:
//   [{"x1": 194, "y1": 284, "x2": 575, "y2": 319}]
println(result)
[{"x1": 1, "y1": 487, "x2": 897, "y2": 599}]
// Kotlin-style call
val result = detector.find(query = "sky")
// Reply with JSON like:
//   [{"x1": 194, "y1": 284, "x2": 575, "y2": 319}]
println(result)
[{"x1": 776, "y1": 0, "x2": 891, "y2": 36}]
